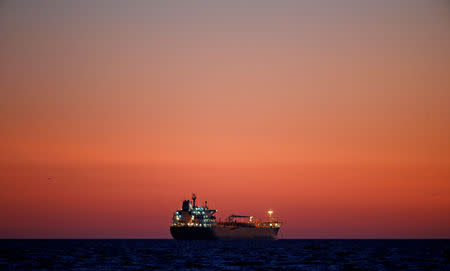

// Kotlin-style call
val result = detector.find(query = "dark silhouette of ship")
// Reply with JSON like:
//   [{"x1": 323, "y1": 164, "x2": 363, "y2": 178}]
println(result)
[{"x1": 170, "y1": 194, "x2": 282, "y2": 240}]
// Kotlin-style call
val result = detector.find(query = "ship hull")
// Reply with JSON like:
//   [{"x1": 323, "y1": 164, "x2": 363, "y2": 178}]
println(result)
[
  {"x1": 170, "y1": 226, "x2": 215, "y2": 240},
  {"x1": 170, "y1": 226, "x2": 279, "y2": 240},
  {"x1": 212, "y1": 226, "x2": 279, "y2": 240}
]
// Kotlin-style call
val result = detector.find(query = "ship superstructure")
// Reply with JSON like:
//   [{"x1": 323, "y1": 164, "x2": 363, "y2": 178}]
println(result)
[
  {"x1": 171, "y1": 194, "x2": 217, "y2": 228},
  {"x1": 170, "y1": 194, "x2": 282, "y2": 240}
]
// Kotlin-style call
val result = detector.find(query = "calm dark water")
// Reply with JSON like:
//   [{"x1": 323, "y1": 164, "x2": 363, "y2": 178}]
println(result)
[{"x1": 0, "y1": 239, "x2": 449, "y2": 270}]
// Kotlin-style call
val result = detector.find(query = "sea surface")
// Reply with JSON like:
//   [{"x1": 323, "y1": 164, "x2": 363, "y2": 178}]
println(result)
[{"x1": 0, "y1": 239, "x2": 449, "y2": 270}]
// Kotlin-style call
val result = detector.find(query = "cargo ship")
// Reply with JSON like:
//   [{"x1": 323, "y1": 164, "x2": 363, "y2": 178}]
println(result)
[{"x1": 170, "y1": 194, "x2": 282, "y2": 240}]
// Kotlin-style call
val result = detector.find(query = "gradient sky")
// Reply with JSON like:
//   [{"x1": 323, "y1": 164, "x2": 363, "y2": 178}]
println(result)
[{"x1": 1, "y1": 0, "x2": 449, "y2": 238}]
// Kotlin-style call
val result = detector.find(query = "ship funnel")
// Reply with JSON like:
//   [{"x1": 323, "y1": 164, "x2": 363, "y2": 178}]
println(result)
[{"x1": 182, "y1": 200, "x2": 190, "y2": 211}]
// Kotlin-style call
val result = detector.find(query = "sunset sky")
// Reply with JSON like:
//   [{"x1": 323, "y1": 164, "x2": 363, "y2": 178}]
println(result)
[{"x1": 1, "y1": 0, "x2": 449, "y2": 238}]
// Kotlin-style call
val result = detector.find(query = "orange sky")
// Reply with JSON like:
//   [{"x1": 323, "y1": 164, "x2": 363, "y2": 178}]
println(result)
[{"x1": 0, "y1": 0, "x2": 449, "y2": 238}]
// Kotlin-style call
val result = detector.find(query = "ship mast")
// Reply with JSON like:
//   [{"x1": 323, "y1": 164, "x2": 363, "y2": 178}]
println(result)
[
  {"x1": 268, "y1": 210, "x2": 273, "y2": 222},
  {"x1": 192, "y1": 193, "x2": 197, "y2": 207}
]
